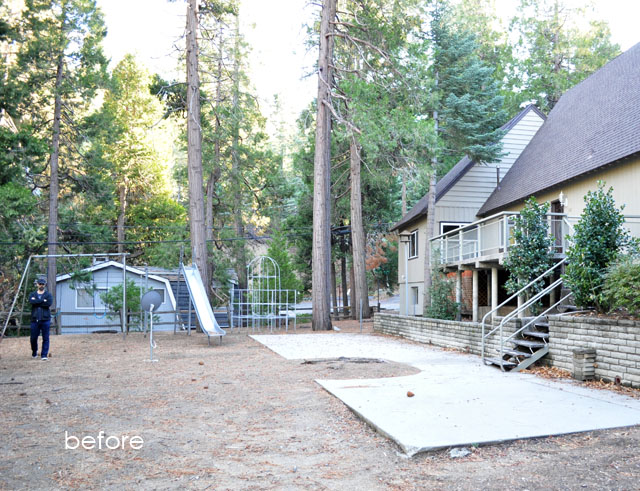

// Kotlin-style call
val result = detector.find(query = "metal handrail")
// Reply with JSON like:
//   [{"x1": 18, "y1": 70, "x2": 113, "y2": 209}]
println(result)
[
  {"x1": 496, "y1": 278, "x2": 562, "y2": 370},
  {"x1": 481, "y1": 258, "x2": 566, "y2": 363}
]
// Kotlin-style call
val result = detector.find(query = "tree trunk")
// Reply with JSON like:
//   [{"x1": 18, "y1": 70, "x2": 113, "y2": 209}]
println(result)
[
  {"x1": 186, "y1": 0, "x2": 209, "y2": 298},
  {"x1": 423, "y1": 68, "x2": 439, "y2": 313},
  {"x1": 349, "y1": 259, "x2": 356, "y2": 320},
  {"x1": 349, "y1": 136, "x2": 371, "y2": 319},
  {"x1": 330, "y1": 260, "x2": 337, "y2": 314},
  {"x1": 401, "y1": 169, "x2": 407, "y2": 216},
  {"x1": 47, "y1": 53, "x2": 64, "y2": 294},
  {"x1": 116, "y1": 184, "x2": 127, "y2": 254},
  {"x1": 311, "y1": 0, "x2": 336, "y2": 331},
  {"x1": 340, "y1": 250, "x2": 348, "y2": 314},
  {"x1": 231, "y1": 13, "x2": 247, "y2": 289}
]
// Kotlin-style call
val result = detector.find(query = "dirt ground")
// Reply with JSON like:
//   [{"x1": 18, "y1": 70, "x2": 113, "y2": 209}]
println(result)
[{"x1": 1, "y1": 320, "x2": 639, "y2": 490}]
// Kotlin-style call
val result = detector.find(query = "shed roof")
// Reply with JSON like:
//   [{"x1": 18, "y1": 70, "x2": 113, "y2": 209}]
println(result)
[{"x1": 478, "y1": 43, "x2": 640, "y2": 216}]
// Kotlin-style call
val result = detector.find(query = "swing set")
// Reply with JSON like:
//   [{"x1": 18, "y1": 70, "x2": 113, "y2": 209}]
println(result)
[{"x1": 0, "y1": 253, "x2": 129, "y2": 342}]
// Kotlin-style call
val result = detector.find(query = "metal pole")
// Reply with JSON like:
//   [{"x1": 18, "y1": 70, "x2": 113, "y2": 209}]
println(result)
[
  {"x1": 404, "y1": 241, "x2": 409, "y2": 316},
  {"x1": 122, "y1": 253, "x2": 126, "y2": 339},
  {"x1": 0, "y1": 256, "x2": 32, "y2": 341},
  {"x1": 174, "y1": 246, "x2": 184, "y2": 334},
  {"x1": 144, "y1": 265, "x2": 149, "y2": 335}
]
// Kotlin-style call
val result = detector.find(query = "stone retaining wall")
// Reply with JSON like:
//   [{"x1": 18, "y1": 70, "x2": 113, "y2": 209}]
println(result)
[
  {"x1": 374, "y1": 313, "x2": 640, "y2": 388},
  {"x1": 547, "y1": 315, "x2": 640, "y2": 388},
  {"x1": 373, "y1": 313, "x2": 519, "y2": 358}
]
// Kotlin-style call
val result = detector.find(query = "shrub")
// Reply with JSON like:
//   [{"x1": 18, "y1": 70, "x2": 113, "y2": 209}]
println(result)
[
  {"x1": 424, "y1": 268, "x2": 459, "y2": 320},
  {"x1": 563, "y1": 182, "x2": 635, "y2": 312},
  {"x1": 503, "y1": 197, "x2": 555, "y2": 310},
  {"x1": 603, "y1": 255, "x2": 640, "y2": 317}
]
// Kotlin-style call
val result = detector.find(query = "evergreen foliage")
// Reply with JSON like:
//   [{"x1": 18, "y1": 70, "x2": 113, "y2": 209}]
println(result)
[
  {"x1": 503, "y1": 197, "x2": 555, "y2": 304},
  {"x1": 563, "y1": 183, "x2": 636, "y2": 312},
  {"x1": 424, "y1": 268, "x2": 459, "y2": 320},
  {"x1": 603, "y1": 255, "x2": 640, "y2": 317},
  {"x1": 266, "y1": 230, "x2": 303, "y2": 303}
]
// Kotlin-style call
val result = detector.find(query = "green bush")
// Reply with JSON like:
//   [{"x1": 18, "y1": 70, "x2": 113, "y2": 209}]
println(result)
[
  {"x1": 603, "y1": 255, "x2": 640, "y2": 317},
  {"x1": 563, "y1": 183, "x2": 636, "y2": 312},
  {"x1": 503, "y1": 197, "x2": 555, "y2": 310},
  {"x1": 424, "y1": 268, "x2": 459, "y2": 320}
]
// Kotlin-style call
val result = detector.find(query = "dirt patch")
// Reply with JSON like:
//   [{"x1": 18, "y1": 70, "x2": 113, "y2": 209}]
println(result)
[{"x1": 1, "y1": 321, "x2": 639, "y2": 489}]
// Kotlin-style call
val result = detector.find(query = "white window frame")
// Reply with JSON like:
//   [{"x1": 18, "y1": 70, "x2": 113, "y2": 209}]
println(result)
[
  {"x1": 408, "y1": 229, "x2": 419, "y2": 259},
  {"x1": 439, "y1": 222, "x2": 467, "y2": 235}
]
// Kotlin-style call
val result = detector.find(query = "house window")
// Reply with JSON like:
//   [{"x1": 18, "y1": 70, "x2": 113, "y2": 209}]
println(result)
[
  {"x1": 409, "y1": 230, "x2": 419, "y2": 258},
  {"x1": 411, "y1": 287, "x2": 419, "y2": 306},
  {"x1": 440, "y1": 222, "x2": 466, "y2": 235}
]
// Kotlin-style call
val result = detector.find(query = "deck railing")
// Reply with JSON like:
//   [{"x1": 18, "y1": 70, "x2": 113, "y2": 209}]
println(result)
[{"x1": 430, "y1": 212, "x2": 594, "y2": 266}]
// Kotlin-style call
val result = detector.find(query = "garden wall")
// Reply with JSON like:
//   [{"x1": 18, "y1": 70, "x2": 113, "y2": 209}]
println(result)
[
  {"x1": 547, "y1": 315, "x2": 640, "y2": 388},
  {"x1": 374, "y1": 313, "x2": 640, "y2": 388}
]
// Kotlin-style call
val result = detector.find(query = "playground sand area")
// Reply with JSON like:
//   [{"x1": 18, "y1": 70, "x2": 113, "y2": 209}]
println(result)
[{"x1": 1, "y1": 320, "x2": 639, "y2": 490}]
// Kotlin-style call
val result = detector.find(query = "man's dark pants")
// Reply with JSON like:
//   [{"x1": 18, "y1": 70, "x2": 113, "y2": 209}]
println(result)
[{"x1": 30, "y1": 320, "x2": 50, "y2": 358}]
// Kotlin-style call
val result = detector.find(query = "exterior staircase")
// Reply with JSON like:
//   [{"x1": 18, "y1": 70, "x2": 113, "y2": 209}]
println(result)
[
  {"x1": 481, "y1": 258, "x2": 573, "y2": 372},
  {"x1": 484, "y1": 316, "x2": 550, "y2": 371}
]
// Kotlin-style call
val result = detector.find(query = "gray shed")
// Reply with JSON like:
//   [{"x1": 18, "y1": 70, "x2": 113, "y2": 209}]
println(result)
[{"x1": 55, "y1": 261, "x2": 177, "y2": 334}]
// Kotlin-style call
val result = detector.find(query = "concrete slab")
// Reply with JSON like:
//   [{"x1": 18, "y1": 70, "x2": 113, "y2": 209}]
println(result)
[{"x1": 251, "y1": 333, "x2": 640, "y2": 456}]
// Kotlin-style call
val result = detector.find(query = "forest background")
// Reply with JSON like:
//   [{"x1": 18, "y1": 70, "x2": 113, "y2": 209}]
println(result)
[{"x1": 0, "y1": 0, "x2": 630, "y2": 322}]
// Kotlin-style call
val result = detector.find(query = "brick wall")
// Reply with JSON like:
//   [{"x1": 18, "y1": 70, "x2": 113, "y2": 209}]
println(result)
[
  {"x1": 374, "y1": 313, "x2": 640, "y2": 388},
  {"x1": 373, "y1": 313, "x2": 519, "y2": 358},
  {"x1": 547, "y1": 315, "x2": 640, "y2": 388}
]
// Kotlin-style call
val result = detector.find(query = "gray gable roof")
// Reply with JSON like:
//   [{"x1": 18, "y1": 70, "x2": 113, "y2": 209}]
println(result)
[
  {"x1": 390, "y1": 104, "x2": 545, "y2": 232},
  {"x1": 478, "y1": 43, "x2": 640, "y2": 217}
]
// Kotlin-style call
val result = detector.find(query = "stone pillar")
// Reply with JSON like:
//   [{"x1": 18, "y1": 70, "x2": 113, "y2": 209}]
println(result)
[
  {"x1": 517, "y1": 293, "x2": 524, "y2": 319},
  {"x1": 455, "y1": 270, "x2": 462, "y2": 305},
  {"x1": 572, "y1": 348, "x2": 596, "y2": 381},
  {"x1": 491, "y1": 267, "x2": 498, "y2": 321},
  {"x1": 472, "y1": 270, "x2": 479, "y2": 323}
]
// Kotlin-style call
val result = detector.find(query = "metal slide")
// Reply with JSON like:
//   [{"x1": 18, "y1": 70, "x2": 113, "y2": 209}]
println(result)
[{"x1": 182, "y1": 264, "x2": 225, "y2": 344}]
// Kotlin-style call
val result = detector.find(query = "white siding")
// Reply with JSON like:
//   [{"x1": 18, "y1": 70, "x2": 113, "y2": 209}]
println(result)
[{"x1": 436, "y1": 110, "x2": 545, "y2": 222}]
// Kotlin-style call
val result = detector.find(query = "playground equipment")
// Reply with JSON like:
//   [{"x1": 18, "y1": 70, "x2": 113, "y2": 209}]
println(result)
[
  {"x1": 181, "y1": 263, "x2": 225, "y2": 345},
  {"x1": 1, "y1": 253, "x2": 129, "y2": 342},
  {"x1": 230, "y1": 256, "x2": 297, "y2": 332}
]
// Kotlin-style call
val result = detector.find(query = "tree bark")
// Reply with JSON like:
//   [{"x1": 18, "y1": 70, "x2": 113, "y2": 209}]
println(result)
[
  {"x1": 186, "y1": 0, "x2": 210, "y2": 298},
  {"x1": 311, "y1": 0, "x2": 336, "y2": 331},
  {"x1": 349, "y1": 259, "x2": 356, "y2": 320},
  {"x1": 423, "y1": 156, "x2": 437, "y2": 312},
  {"x1": 330, "y1": 260, "x2": 337, "y2": 313},
  {"x1": 231, "y1": 13, "x2": 247, "y2": 289},
  {"x1": 47, "y1": 53, "x2": 64, "y2": 295},
  {"x1": 349, "y1": 136, "x2": 371, "y2": 319},
  {"x1": 401, "y1": 169, "x2": 407, "y2": 216},
  {"x1": 340, "y1": 249, "x2": 348, "y2": 313}
]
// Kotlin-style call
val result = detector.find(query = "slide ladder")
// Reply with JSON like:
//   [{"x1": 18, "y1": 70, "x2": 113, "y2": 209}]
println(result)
[{"x1": 182, "y1": 264, "x2": 225, "y2": 345}]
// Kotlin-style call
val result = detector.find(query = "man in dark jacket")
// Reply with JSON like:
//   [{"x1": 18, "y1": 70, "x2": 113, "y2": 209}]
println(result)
[{"x1": 29, "y1": 277, "x2": 53, "y2": 360}]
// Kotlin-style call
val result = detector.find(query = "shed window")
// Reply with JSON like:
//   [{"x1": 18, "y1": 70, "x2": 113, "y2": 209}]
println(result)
[
  {"x1": 409, "y1": 230, "x2": 419, "y2": 259},
  {"x1": 76, "y1": 288, "x2": 106, "y2": 309},
  {"x1": 152, "y1": 289, "x2": 165, "y2": 304}
]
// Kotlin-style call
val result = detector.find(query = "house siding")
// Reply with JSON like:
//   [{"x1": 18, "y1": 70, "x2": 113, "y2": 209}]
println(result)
[
  {"x1": 510, "y1": 155, "x2": 640, "y2": 237},
  {"x1": 397, "y1": 108, "x2": 545, "y2": 315}
]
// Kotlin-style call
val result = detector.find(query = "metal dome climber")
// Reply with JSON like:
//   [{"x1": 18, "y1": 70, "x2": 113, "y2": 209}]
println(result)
[{"x1": 230, "y1": 256, "x2": 298, "y2": 332}]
